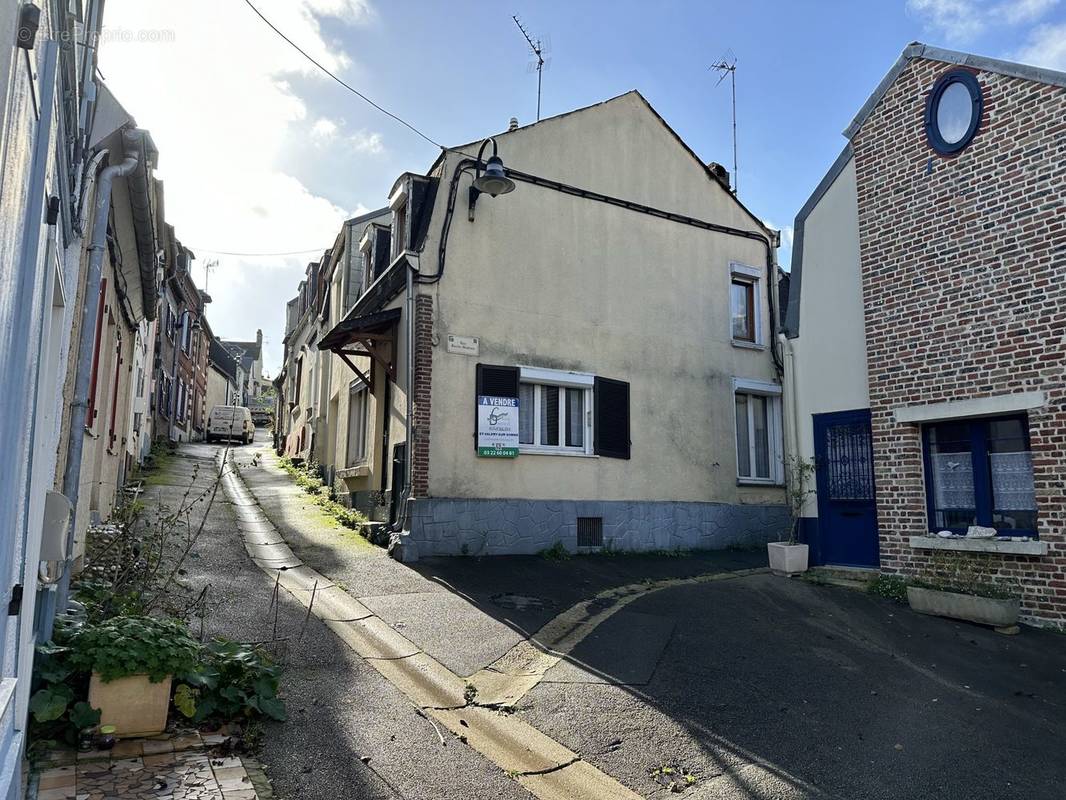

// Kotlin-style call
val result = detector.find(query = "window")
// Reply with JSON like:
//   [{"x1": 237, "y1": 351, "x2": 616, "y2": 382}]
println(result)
[
  {"x1": 925, "y1": 69, "x2": 982, "y2": 155},
  {"x1": 731, "y1": 279, "x2": 755, "y2": 342},
  {"x1": 923, "y1": 415, "x2": 1036, "y2": 535},
  {"x1": 517, "y1": 368, "x2": 593, "y2": 454},
  {"x1": 176, "y1": 380, "x2": 187, "y2": 422},
  {"x1": 734, "y1": 379, "x2": 783, "y2": 483},
  {"x1": 346, "y1": 380, "x2": 369, "y2": 467},
  {"x1": 475, "y1": 365, "x2": 629, "y2": 459},
  {"x1": 729, "y1": 263, "x2": 762, "y2": 346},
  {"x1": 165, "y1": 303, "x2": 175, "y2": 340},
  {"x1": 180, "y1": 314, "x2": 191, "y2": 353}
]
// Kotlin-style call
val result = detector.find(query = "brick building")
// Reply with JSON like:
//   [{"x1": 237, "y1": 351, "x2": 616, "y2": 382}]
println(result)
[{"x1": 784, "y1": 43, "x2": 1066, "y2": 625}]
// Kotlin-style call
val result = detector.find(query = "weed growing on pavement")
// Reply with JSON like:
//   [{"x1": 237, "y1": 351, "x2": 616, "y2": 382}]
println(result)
[
  {"x1": 173, "y1": 639, "x2": 286, "y2": 724},
  {"x1": 464, "y1": 683, "x2": 478, "y2": 704},
  {"x1": 538, "y1": 541, "x2": 571, "y2": 561},
  {"x1": 867, "y1": 574, "x2": 909, "y2": 603},
  {"x1": 649, "y1": 764, "x2": 699, "y2": 793},
  {"x1": 278, "y1": 456, "x2": 369, "y2": 533}
]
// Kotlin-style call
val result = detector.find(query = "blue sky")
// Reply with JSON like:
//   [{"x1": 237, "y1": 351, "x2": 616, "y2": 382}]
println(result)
[{"x1": 100, "y1": 0, "x2": 1066, "y2": 372}]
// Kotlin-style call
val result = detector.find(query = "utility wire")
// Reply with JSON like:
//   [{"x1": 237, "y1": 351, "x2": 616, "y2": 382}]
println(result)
[
  {"x1": 189, "y1": 246, "x2": 324, "y2": 257},
  {"x1": 242, "y1": 0, "x2": 443, "y2": 149}
]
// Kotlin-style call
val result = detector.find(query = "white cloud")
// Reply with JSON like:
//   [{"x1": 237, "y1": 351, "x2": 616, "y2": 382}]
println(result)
[
  {"x1": 99, "y1": 0, "x2": 379, "y2": 372},
  {"x1": 906, "y1": 0, "x2": 1059, "y2": 42},
  {"x1": 1014, "y1": 21, "x2": 1066, "y2": 68},
  {"x1": 762, "y1": 220, "x2": 794, "y2": 251},
  {"x1": 350, "y1": 130, "x2": 385, "y2": 154}
]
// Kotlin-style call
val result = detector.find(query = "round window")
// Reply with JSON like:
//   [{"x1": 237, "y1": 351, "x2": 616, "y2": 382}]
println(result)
[{"x1": 925, "y1": 70, "x2": 982, "y2": 154}]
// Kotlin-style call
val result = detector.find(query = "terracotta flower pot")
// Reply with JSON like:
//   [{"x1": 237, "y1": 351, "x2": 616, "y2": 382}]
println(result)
[{"x1": 88, "y1": 673, "x2": 172, "y2": 737}]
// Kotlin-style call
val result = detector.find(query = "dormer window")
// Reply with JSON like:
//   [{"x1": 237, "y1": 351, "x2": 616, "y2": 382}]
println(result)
[{"x1": 389, "y1": 181, "x2": 409, "y2": 259}]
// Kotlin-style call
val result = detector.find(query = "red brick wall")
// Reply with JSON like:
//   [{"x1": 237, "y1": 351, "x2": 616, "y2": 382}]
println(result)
[
  {"x1": 852, "y1": 58, "x2": 1066, "y2": 625},
  {"x1": 411, "y1": 295, "x2": 433, "y2": 497}
]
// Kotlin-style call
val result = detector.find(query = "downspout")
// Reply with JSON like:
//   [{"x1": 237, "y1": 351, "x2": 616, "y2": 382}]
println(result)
[
  {"x1": 391, "y1": 257, "x2": 416, "y2": 533},
  {"x1": 54, "y1": 145, "x2": 139, "y2": 616}
]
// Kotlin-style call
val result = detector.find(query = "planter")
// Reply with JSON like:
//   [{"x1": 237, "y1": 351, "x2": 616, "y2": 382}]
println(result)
[
  {"x1": 906, "y1": 586, "x2": 1020, "y2": 630},
  {"x1": 88, "y1": 673, "x2": 172, "y2": 737},
  {"x1": 767, "y1": 542, "x2": 809, "y2": 575}
]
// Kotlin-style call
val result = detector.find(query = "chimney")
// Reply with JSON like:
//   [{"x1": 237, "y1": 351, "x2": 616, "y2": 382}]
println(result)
[
  {"x1": 508, "y1": 117, "x2": 519, "y2": 131},
  {"x1": 707, "y1": 161, "x2": 730, "y2": 190},
  {"x1": 256, "y1": 328, "x2": 263, "y2": 351}
]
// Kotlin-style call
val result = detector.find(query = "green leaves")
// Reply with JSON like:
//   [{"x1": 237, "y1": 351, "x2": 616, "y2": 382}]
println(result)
[
  {"x1": 175, "y1": 639, "x2": 285, "y2": 725},
  {"x1": 29, "y1": 685, "x2": 74, "y2": 723},
  {"x1": 68, "y1": 702, "x2": 102, "y2": 731},
  {"x1": 68, "y1": 616, "x2": 200, "y2": 682}
]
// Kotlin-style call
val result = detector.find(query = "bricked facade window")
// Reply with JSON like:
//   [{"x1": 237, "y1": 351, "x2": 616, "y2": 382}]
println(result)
[
  {"x1": 924, "y1": 69, "x2": 982, "y2": 155},
  {"x1": 923, "y1": 416, "x2": 1037, "y2": 535}
]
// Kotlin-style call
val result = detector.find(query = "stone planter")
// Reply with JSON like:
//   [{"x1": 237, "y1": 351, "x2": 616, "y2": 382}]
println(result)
[
  {"x1": 906, "y1": 586, "x2": 1020, "y2": 631},
  {"x1": 88, "y1": 673, "x2": 172, "y2": 737},
  {"x1": 767, "y1": 542, "x2": 809, "y2": 575}
]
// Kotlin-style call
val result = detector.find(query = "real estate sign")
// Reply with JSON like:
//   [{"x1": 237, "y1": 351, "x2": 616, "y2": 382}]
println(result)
[{"x1": 477, "y1": 396, "x2": 519, "y2": 457}]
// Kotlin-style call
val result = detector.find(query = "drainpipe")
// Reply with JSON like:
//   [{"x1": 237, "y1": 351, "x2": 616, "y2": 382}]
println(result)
[
  {"x1": 54, "y1": 145, "x2": 139, "y2": 616},
  {"x1": 393, "y1": 257, "x2": 416, "y2": 534}
]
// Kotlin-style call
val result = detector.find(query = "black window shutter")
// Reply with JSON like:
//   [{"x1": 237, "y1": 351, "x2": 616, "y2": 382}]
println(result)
[
  {"x1": 594, "y1": 376, "x2": 630, "y2": 459},
  {"x1": 474, "y1": 364, "x2": 519, "y2": 450},
  {"x1": 374, "y1": 227, "x2": 391, "y2": 277}
]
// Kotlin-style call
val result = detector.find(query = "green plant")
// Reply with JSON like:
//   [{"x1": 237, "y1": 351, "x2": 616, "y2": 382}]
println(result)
[
  {"x1": 868, "y1": 574, "x2": 909, "y2": 603},
  {"x1": 538, "y1": 541, "x2": 571, "y2": 561},
  {"x1": 173, "y1": 639, "x2": 286, "y2": 724},
  {"x1": 27, "y1": 641, "x2": 99, "y2": 746},
  {"x1": 784, "y1": 456, "x2": 817, "y2": 545},
  {"x1": 911, "y1": 551, "x2": 1020, "y2": 600},
  {"x1": 67, "y1": 616, "x2": 200, "y2": 682}
]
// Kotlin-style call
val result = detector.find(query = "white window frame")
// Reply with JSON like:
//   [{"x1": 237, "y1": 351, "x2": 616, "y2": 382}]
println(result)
[
  {"x1": 389, "y1": 182, "x2": 409, "y2": 259},
  {"x1": 346, "y1": 379, "x2": 369, "y2": 467},
  {"x1": 732, "y1": 377, "x2": 783, "y2": 484},
  {"x1": 517, "y1": 366, "x2": 595, "y2": 456},
  {"x1": 729, "y1": 261, "x2": 764, "y2": 348}
]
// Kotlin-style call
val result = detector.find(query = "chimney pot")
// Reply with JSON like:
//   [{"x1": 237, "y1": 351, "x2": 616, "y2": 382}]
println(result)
[{"x1": 508, "y1": 117, "x2": 519, "y2": 131}]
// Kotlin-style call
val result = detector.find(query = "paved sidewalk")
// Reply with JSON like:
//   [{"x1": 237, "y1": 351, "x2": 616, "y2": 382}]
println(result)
[{"x1": 35, "y1": 733, "x2": 270, "y2": 800}]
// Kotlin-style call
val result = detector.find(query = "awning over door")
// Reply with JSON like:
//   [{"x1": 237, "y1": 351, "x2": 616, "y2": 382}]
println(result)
[{"x1": 319, "y1": 307, "x2": 400, "y2": 386}]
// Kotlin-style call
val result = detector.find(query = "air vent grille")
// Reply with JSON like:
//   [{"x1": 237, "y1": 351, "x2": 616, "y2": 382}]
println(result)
[{"x1": 577, "y1": 517, "x2": 603, "y2": 548}]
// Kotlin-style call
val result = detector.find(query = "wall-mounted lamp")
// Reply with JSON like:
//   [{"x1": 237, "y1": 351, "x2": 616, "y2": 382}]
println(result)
[
  {"x1": 468, "y1": 137, "x2": 515, "y2": 221},
  {"x1": 17, "y1": 3, "x2": 41, "y2": 51}
]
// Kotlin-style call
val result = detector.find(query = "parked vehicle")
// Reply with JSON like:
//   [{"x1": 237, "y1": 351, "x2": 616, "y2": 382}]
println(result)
[{"x1": 206, "y1": 406, "x2": 254, "y2": 444}]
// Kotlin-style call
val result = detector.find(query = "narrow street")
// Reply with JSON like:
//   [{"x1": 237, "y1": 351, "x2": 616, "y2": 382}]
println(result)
[{"x1": 151, "y1": 432, "x2": 1066, "y2": 800}]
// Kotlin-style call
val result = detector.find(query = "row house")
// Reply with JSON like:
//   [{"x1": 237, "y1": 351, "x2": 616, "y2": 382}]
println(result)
[
  {"x1": 784, "y1": 44, "x2": 1066, "y2": 626},
  {"x1": 221, "y1": 328, "x2": 265, "y2": 401},
  {"x1": 279, "y1": 92, "x2": 789, "y2": 557},
  {"x1": 0, "y1": 0, "x2": 208, "y2": 786},
  {"x1": 208, "y1": 335, "x2": 246, "y2": 412}
]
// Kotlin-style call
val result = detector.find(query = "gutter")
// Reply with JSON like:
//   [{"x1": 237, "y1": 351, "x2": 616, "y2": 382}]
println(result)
[
  {"x1": 124, "y1": 129, "x2": 159, "y2": 320},
  {"x1": 53, "y1": 144, "x2": 140, "y2": 621}
]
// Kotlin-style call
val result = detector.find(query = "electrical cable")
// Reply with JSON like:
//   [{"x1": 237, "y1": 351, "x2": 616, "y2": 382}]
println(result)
[
  {"x1": 188, "y1": 246, "x2": 325, "y2": 257},
  {"x1": 242, "y1": 0, "x2": 443, "y2": 150}
]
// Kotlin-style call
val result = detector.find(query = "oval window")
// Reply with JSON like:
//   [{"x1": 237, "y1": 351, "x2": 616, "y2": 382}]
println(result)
[{"x1": 925, "y1": 70, "x2": 982, "y2": 154}]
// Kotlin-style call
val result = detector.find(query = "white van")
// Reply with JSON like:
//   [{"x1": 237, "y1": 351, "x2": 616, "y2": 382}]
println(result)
[{"x1": 206, "y1": 406, "x2": 254, "y2": 444}]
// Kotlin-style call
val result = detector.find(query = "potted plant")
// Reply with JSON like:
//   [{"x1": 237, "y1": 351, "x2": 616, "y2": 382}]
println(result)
[
  {"x1": 70, "y1": 616, "x2": 200, "y2": 737},
  {"x1": 767, "y1": 456, "x2": 816, "y2": 575},
  {"x1": 906, "y1": 551, "x2": 1021, "y2": 632}
]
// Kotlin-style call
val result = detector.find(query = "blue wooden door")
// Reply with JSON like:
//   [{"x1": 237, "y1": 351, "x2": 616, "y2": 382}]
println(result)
[{"x1": 813, "y1": 410, "x2": 879, "y2": 568}]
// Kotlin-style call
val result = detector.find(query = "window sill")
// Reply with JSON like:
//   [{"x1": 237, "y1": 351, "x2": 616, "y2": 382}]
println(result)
[
  {"x1": 736, "y1": 478, "x2": 784, "y2": 488},
  {"x1": 337, "y1": 463, "x2": 369, "y2": 479},
  {"x1": 909, "y1": 535, "x2": 1047, "y2": 556},
  {"x1": 731, "y1": 339, "x2": 766, "y2": 351},
  {"x1": 518, "y1": 448, "x2": 598, "y2": 458}
]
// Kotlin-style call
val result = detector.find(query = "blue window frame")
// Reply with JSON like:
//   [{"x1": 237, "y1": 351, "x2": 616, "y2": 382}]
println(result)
[{"x1": 922, "y1": 415, "x2": 1037, "y2": 536}]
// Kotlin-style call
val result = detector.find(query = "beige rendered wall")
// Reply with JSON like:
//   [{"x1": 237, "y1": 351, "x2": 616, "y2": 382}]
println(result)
[
  {"x1": 422, "y1": 93, "x2": 782, "y2": 504},
  {"x1": 785, "y1": 156, "x2": 869, "y2": 516}
]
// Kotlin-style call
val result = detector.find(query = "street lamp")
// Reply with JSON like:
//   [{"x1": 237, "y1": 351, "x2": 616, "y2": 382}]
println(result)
[
  {"x1": 468, "y1": 137, "x2": 515, "y2": 220},
  {"x1": 169, "y1": 309, "x2": 201, "y2": 443}
]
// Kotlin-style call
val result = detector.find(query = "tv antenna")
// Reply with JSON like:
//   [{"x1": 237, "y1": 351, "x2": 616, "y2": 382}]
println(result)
[
  {"x1": 513, "y1": 15, "x2": 548, "y2": 121},
  {"x1": 203, "y1": 258, "x2": 219, "y2": 292},
  {"x1": 710, "y1": 52, "x2": 738, "y2": 195}
]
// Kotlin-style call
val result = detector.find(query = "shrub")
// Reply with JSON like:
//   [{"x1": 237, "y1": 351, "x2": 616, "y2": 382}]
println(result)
[
  {"x1": 867, "y1": 574, "x2": 909, "y2": 604},
  {"x1": 174, "y1": 640, "x2": 286, "y2": 723},
  {"x1": 538, "y1": 541, "x2": 570, "y2": 561},
  {"x1": 67, "y1": 616, "x2": 201, "y2": 683}
]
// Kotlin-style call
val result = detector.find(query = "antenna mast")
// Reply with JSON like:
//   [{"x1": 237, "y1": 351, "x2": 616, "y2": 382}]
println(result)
[
  {"x1": 513, "y1": 15, "x2": 545, "y2": 121},
  {"x1": 710, "y1": 55, "x2": 738, "y2": 195},
  {"x1": 203, "y1": 258, "x2": 219, "y2": 292}
]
